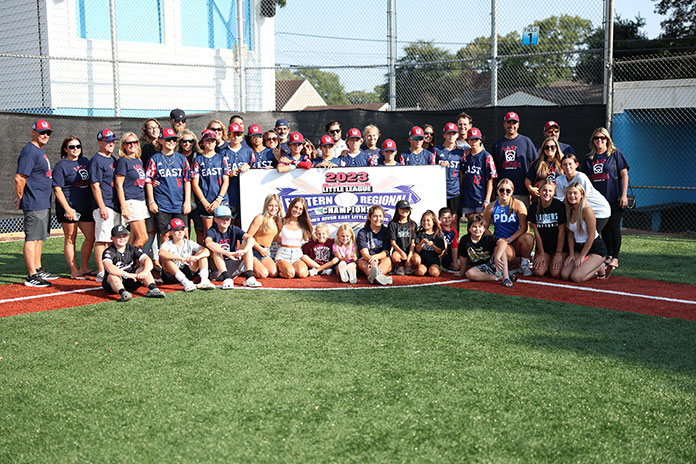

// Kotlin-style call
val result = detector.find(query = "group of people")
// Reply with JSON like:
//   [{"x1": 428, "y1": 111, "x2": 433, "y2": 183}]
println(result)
[{"x1": 14, "y1": 108, "x2": 630, "y2": 296}]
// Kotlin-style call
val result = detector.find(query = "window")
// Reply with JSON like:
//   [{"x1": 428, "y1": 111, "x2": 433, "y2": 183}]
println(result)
[
  {"x1": 76, "y1": 0, "x2": 162, "y2": 43},
  {"x1": 180, "y1": 0, "x2": 252, "y2": 50}
]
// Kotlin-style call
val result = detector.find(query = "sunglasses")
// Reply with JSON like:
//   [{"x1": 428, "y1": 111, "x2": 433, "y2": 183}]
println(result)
[
  {"x1": 546, "y1": 128, "x2": 560, "y2": 133},
  {"x1": 164, "y1": 138, "x2": 178, "y2": 142},
  {"x1": 329, "y1": 129, "x2": 341, "y2": 134},
  {"x1": 38, "y1": 130, "x2": 52, "y2": 136},
  {"x1": 265, "y1": 137, "x2": 279, "y2": 142},
  {"x1": 67, "y1": 144, "x2": 81, "y2": 150},
  {"x1": 544, "y1": 145, "x2": 556, "y2": 150},
  {"x1": 424, "y1": 132, "x2": 434, "y2": 136},
  {"x1": 174, "y1": 119, "x2": 186, "y2": 123},
  {"x1": 210, "y1": 127, "x2": 223, "y2": 132},
  {"x1": 123, "y1": 141, "x2": 138, "y2": 147},
  {"x1": 180, "y1": 139, "x2": 194, "y2": 144},
  {"x1": 593, "y1": 136, "x2": 607, "y2": 141},
  {"x1": 411, "y1": 136, "x2": 424, "y2": 141},
  {"x1": 498, "y1": 188, "x2": 512, "y2": 194}
]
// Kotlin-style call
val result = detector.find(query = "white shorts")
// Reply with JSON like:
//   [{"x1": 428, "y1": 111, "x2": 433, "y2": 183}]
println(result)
[
  {"x1": 93, "y1": 207, "x2": 123, "y2": 242},
  {"x1": 125, "y1": 199, "x2": 150, "y2": 222},
  {"x1": 275, "y1": 247, "x2": 303, "y2": 264}
]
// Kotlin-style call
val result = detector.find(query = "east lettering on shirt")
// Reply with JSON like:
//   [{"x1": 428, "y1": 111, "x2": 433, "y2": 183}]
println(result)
[
  {"x1": 145, "y1": 151, "x2": 191, "y2": 213},
  {"x1": 115, "y1": 157, "x2": 147, "y2": 201},
  {"x1": 206, "y1": 224, "x2": 246, "y2": 256},
  {"x1": 88, "y1": 153, "x2": 118, "y2": 210},
  {"x1": 253, "y1": 147, "x2": 277, "y2": 169},
  {"x1": 491, "y1": 134, "x2": 537, "y2": 195},
  {"x1": 434, "y1": 145, "x2": 464, "y2": 198},
  {"x1": 459, "y1": 149, "x2": 498, "y2": 210},
  {"x1": 17, "y1": 142, "x2": 53, "y2": 211},
  {"x1": 52, "y1": 156, "x2": 92, "y2": 212},
  {"x1": 192, "y1": 153, "x2": 231, "y2": 204}
]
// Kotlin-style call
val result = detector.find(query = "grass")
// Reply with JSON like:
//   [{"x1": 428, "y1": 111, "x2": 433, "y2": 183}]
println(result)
[{"x1": 0, "y1": 233, "x2": 695, "y2": 462}]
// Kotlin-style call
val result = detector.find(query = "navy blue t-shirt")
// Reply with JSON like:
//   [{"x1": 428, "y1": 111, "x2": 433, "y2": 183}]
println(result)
[
  {"x1": 357, "y1": 225, "x2": 391, "y2": 255},
  {"x1": 16, "y1": 142, "x2": 53, "y2": 211},
  {"x1": 253, "y1": 148, "x2": 277, "y2": 169},
  {"x1": 225, "y1": 145, "x2": 254, "y2": 207},
  {"x1": 583, "y1": 149, "x2": 630, "y2": 203},
  {"x1": 88, "y1": 153, "x2": 118, "y2": 210},
  {"x1": 434, "y1": 145, "x2": 464, "y2": 198},
  {"x1": 337, "y1": 151, "x2": 371, "y2": 167},
  {"x1": 492, "y1": 134, "x2": 537, "y2": 195},
  {"x1": 52, "y1": 157, "x2": 92, "y2": 212},
  {"x1": 145, "y1": 152, "x2": 191, "y2": 214},
  {"x1": 459, "y1": 150, "x2": 498, "y2": 209},
  {"x1": 115, "y1": 157, "x2": 147, "y2": 202},
  {"x1": 400, "y1": 148, "x2": 435, "y2": 166},
  {"x1": 206, "y1": 224, "x2": 245, "y2": 256}
]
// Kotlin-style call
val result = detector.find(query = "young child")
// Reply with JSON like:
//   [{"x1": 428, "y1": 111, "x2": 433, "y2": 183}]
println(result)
[
  {"x1": 400, "y1": 126, "x2": 435, "y2": 166},
  {"x1": 302, "y1": 223, "x2": 338, "y2": 276},
  {"x1": 102, "y1": 224, "x2": 165, "y2": 302},
  {"x1": 414, "y1": 210, "x2": 446, "y2": 277},
  {"x1": 337, "y1": 128, "x2": 371, "y2": 167},
  {"x1": 313, "y1": 135, "x2": 338, "y2": 168},
  {"x1": 205, "y1": 205, "x2": 262, "y2": 289},
  {"x1": 458, "y1": 213, "x2": 516, "y2": 287},
  {"x1": 389, "y1": 199, "x2": 417, "y2": 275},
  {"x1": 438, "y1": 207, "x2": 459, "y2": 271},
  {"x1": 333, "y1": 224, "x2": 359, "y2": 284},
  {"x1": 159, "y1": 218, "x2": 216, "y2": 292},
  {"x1": 377, "y1": 139, "x2": 399, "y2": 166}
]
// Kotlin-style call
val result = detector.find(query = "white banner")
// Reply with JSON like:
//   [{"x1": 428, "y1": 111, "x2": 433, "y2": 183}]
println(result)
[{"x1": 240, "y1": 166, "x2": 447, "y2": 234}]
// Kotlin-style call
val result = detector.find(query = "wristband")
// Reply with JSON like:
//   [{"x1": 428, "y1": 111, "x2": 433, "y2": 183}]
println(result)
[
  {"x1": 122, "y1": 272, "x2": 127, "y2": 279},
  {"x1": 216, "y1": 195, "x2": 223, "y2": 200},
  {"x1": 148, "y1": 201, "x2": 154, "y2": 205}
]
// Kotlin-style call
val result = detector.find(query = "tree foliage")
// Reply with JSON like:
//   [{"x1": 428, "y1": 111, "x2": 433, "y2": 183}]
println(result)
[{"x1": 654, "y1": 0, "x2": 696, "y2": 39}]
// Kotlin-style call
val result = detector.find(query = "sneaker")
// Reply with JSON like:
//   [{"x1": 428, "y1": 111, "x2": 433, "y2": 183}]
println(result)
[
  {"x1": 348, "y1": 266, "x2": 358, "y2": 284},
  {"x1": 222, "y1": 278, "x2": 235, "y2": 289},
  {"x1": 25, "y1": 273, "x2": 51, "y2": 287},
  {"x1": 308, "y1": 268, "x2": 318, "y2": 277},
  {"x1": 119, "y1": 291, "x2": 133, "y2": 302},
  {"x1": 145, "y1": 287, "x2": 165, "y2": 298},
  {"x1": 321, "y1": 268, "x2": 333, "y2": 276},
  {"x1": 521, "y1": 260, "x2": 533, "y2": 276},
  {"x1": 338, "y1": 262, "x2": 349, "y2": 282},
  {"x1": 197, "y1": 280, "x2": 216, "y2": 290},
  {"x1": 183, "y1": 280, "x2": 197, "y2": 292},
  {"x1": 243, "y1": 276, "x2": 262, "y2": 288},
  {"x1": 395, "y1": 266, "x2": 405, "y2": 276},
  {"x1": 95, "y1": 271, "x2": 105, "y2": 283},
  {"x1": 375, "y1": 272, "x2": 393, "y2": 286},
  {"x1": 368, "y1": 266, "x2": 378, "y2": 284},
  {"x1": 36, "y1": 267, "x2": 58, "y2": 280}
]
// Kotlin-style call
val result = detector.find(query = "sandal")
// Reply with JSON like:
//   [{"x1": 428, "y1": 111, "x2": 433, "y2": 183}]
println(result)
[
  {"x1": 604, "y1": 263, "x2": 616, "y2": 277},
  {"x1": 508, "y1": 272, "x2": 519, "y2": 282},
  {"x1": 501, "y1": 278, "x2": 514, "y2": 288},
  {"x1": 79, "y1": 270, "x2": 97, "y2": 277},
  {"x1": 70, "y1": 275, "x2": 88, "y2": 280}
]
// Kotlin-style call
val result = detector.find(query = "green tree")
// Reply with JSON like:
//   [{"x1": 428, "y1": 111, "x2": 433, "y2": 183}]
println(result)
[
  {"x1": 346, "y1": 90, "x2": 381, "y2": 104},
  {"x1": 654, "y1": 0, "x2": 696, "y2": 41}
]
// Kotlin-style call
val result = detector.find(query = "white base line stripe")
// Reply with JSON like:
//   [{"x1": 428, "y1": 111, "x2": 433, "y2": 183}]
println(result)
[
  {"x1": 518, "y1": 279, "x2": 696, "y2": 305},
  {"x1": 0, "y1": 286, "x2": 101, "y2": 304}
]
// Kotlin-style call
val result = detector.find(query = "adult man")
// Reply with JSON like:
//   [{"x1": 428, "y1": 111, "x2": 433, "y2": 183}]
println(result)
[
  {"x1": 456, "y1": 111, "x2": 473, "y2": 150},
  {"x1": 325, "y1": 120, "x2": 348, "y2": 158},
  {"x1": 491, "y1": 112, "x2": 537, "y2": 206},
  {"x1": 169, "y1": 108, "x2": 186, "y2": 134},
  {"x1": 536, "y1": 120, "x2": 576, "y2": 156},
  {"x1": 89, "y1": 128, "x2": 121, "y2": 283},
  {"x1": 14, "y1": 119, "x2": 57, "y2": 287},
  {"x1": 274, "y1": 118, "x2": 291, "y2": 156}
]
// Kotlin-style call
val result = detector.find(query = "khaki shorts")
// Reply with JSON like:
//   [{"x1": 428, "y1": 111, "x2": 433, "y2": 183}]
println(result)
[
  {"x1": 94, "y1": 207, "x2": 123, "y2": 242},
  {"x1": 125, "y1": 199, "x2": 150, "y2": 222}
]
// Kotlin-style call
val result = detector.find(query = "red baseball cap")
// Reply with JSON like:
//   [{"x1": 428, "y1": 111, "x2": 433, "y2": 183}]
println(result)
[
  {"x1": 248, "y1": 124, "x2": 263, "y2": 136},
  {"x1": 289, "y1": 132, "x2": 304, "y2": 144},
  {"x1": 160, "y1": 128, "x2": 178, "y2": 140},
  {"x1": 168, "y1": 218, "x2": 186, "y2": 231},
  {"x1": 201, "y1": 129, "x2": 217, "y2": 141},
  {"x1": 382, "y1": 139, "x2": 397, "y2": 151},
  {"x1": 544, "y1": 120, "x2": 560, "y2": 131},
  {"x1": 504, "y1": 112, "x2": 519, "y2": 122},
  {"x1": 443, "y1": 122, "x2": 458, "y2": 133},
  {"x1": 228, "y1": 123, "x2": 243, "y2": 134},
  {"x1": 97, "y1": 128, "x2": 117, "y2": 142},
  {"x1": 346, "y1": 128, "x2": 362, "y2": 139},
  {"x1": 319, "y1": 135, "x2": 335, "y2": 146},
  {"x1": 409, "y1": 126, "x2": 424, "y2": 138},
  {"x1": 467, "y1": 127, "x2": 483, "y2": 139},
  {"x1": 32, "y1": 119, "x2": 51, "y2": 131}
]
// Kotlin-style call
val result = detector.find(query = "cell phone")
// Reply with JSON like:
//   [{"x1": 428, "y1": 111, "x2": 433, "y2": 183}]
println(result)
[{"x1": 74, "y1": 212, "x2": 81, "y2": 221}]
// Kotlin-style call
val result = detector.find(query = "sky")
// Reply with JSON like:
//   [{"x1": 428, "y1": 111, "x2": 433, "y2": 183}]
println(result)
[{"x1": 273, "y1": 0, "x2": 668, "y2": 93}]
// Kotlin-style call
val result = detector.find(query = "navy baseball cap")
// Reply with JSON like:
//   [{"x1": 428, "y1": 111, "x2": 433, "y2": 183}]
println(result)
[
  {"x1": 275, "y1": 118, "x2": 289, "y2": 128},
  {"x1": 170, "y1": 108, "x2": 186, "y2": 121}
]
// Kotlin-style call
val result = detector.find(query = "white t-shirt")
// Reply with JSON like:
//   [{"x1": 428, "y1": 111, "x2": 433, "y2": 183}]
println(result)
[
  {"x1": 555, "y1": 172, "x2": 611, "y2": 219},
  {"x1": 330, "y1": 139, "x2": 348, "y2": 159},
  {"x1": 160, "y1": 238, "x2": 202, "y2": 268}
]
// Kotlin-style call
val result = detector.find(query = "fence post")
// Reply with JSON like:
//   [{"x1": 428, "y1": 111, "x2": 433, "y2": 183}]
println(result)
[
  {"x1": 109, "y1": 0, "x2": 120, "y2": 117},
  {"x1": 604, "y1": 0, "x2": 614, "y2": 132},
  {"x1": 490, "y1": 0, "x2": 498, "y2": 107},
  {"x1": 237, "y1": 0, "x2": 246, "y2": 112},
  {"x1": 388, "y1": 0, "x2": 396, "y2": 111}
]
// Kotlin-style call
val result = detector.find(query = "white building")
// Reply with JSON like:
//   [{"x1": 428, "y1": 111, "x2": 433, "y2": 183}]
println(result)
[{"x1": 0, "y1": 0, "x2": 276, "y2": 116}]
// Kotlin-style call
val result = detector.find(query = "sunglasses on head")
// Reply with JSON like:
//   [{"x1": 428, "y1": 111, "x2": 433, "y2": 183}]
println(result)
[
  {"x1": 67, "y1": 144, "x2": 81, "y2": 150},
  {"x1": 498, "y1": 188, "x2": 512, "y2": 194}
]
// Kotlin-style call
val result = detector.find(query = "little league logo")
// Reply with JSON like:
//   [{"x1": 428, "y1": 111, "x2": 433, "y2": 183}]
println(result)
[
  {"x1": 593, "y1": 163, "x2": 604, "y2": 174},
  {"x1": 504, "y1": 149, "x2": 516, "y2": 162}
]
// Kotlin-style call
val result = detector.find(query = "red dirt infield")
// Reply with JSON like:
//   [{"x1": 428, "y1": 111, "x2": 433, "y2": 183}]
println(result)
[{"x1": 1, "y1": 273, "x2": 694, "y2": 321}]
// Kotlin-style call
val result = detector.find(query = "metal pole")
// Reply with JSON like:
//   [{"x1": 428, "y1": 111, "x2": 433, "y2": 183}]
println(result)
[
  {"x1": 109, "y1": 0, "x2": 120, "y2": 117},
  {"x1": 388, "y1": 0, "x2": 396, "y2": 111},
  {"x1": 237, "y1": 0, "x2": 246, "y2": 112},
  {"x1": 605, "y1": 0, "x2": 614, "y2": 132},
  {"x1": 490, "y1": 0, "x2": 498, "y2": 107}
]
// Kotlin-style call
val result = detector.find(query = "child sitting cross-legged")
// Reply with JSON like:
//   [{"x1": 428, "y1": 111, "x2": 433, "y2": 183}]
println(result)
[
  {"x1": 158, "y1": 218, "x2": 216, "y2": 292},
  {"x1": 102, "y1": 224, "x2": 165, "y2": 302},
  {"x1": 302, "y1": 223, "x2": 338, "y2": 276},
  {"x1": 458, "y1": 213, "x2": 518, "y2": 288}
]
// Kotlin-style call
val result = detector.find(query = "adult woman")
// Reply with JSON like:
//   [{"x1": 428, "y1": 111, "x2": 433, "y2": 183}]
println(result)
[
  {"x1": 357, "y1": 204, "x2": 393, "y2": 285},
  {"x1": 206, "y1": 120, "x2": 229, "y2": 152},
  {"x1": 178, "y1": 129, "x2": 202, "y2": 241},
  {"x1": 525, "y1": 136, "x2": 563, "y2": 202},
  {"x1": 422, "y1": 124, "x2": 436, "y2": 151},
  {"x1": 246, "y1": 194, "x2": 283, "y2": 279},
  {"x1": 52, "y1": 136, "x2": 95, "y2": 279},
  {"x1": 555, "y1": 154, "x2": 611, "y2": 235},
  {"x1": 363, "y1": 124, "x2": 381, "y2": 162},
  {"x1": 483, "y1": 178, "x2": 534, "y2": 276},
  {"x1": 139, "y1": 118, "x2": 162, "y2": 167},
  {"x1": 275, "y1": 197, "x2": 313, "y2": 279},
  {"x1": 561, "y1": 183, "x2": 608, "y2": 282},
  {"x1": 583, "y1": 127, "x2": 629, "y2": 273},
  {"x1": 527, "y1": 180, "x2": 566, "y2": 278},
  {"x1": 191, "y1": 129, "x2": 230, "y2": 245},
  {"x1": 115, "y1": 132, "x2": 149, "y2": 247}
]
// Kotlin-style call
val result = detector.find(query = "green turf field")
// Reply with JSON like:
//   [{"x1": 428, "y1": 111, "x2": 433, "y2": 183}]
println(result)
[{"x1": 0, "y1": 234, "x2": 695, "y2": 462}]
